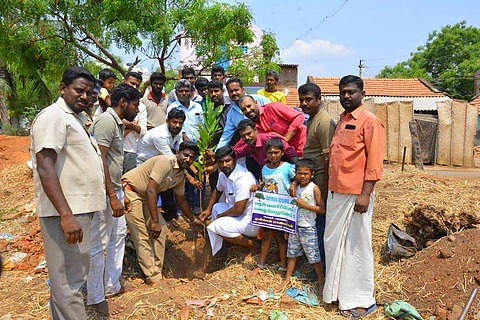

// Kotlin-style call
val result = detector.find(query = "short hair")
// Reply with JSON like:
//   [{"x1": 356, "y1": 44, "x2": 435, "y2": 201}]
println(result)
[
  {"x1": 61, "y1": 67, "x2": 96, "y2": 87},
  {"x1": 226, "y1": 77, "x2": 243, "y2": 88},
  {"x1": 181, "y1": 67, "x2": 196, "y2": 78},
  {"x1": 339, "y1": 75, "x2": 364, "y2": 91},
  {"x1": 265, "y1": 137, "x2": 284, "y2": 151},
  {"x1": 167, "y1": 108, "x2": 186, "y2": 121},
  {"x1": 179, "y1": 141, "x2": 200, "y2": 155},
  {"x1": 124, "y1": 71, "x2": 142, "y2": 82},
  {"x1": 207, "y1": 80, "x2": 224, "y2": 90},
  {"x1": 110, "y1": 83, "x2": 142, "y2": 107},
  {"x1": 298, "y1": 83, "x2": 321, "y2": 99},
  {"x1": 265, "y1": 70, "x2": 279, "y2": 81},
  {"x1": 238, "y1": 95, "x2": 255, "y2": 106},
  {"x1": 215, "y1": 146, "x2": 236, "y2": 161},
  {"x1": 236, "y1": 119, "x2": 256, "y2": 132},
  {"x1": 150, "y1": 72, "x2": 166, "y2": 84},
  {"x1": 295, "y1": 158, "x2": 315, "y2": 172},
  {"x1": 211, "y1": 65, "x2": 225, "y2": 76},
  {"x1": 98, "y1": 68, "x2": 117, "y2": 81},
  {"x1": 194, "y1": 77, "x2": 209, "y2": 90},
  {"x1": 175, "y1": 79, "x2": 192, "y2": 91}
]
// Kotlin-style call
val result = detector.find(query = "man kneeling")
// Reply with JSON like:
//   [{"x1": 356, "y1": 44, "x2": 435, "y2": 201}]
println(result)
[{"x1": 199, "y1": 146, "x2": 260, "y2": 257}]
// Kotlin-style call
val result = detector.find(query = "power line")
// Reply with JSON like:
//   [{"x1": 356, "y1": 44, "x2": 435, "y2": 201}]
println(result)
[
  {"x1": 362, "y1": 54, "x2": 411, "y2": 62},
  {"x1": 283, "y1": 0, "x2": 349, "y2": 49}
]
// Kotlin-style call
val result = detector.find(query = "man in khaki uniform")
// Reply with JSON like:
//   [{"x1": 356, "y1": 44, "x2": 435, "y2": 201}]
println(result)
[
  {"x1": 31, "y1": 67, "x2": 106, "y2": 320},
  {"x1": 121, "y1": 141, "x2": 204, "y2": 283}
]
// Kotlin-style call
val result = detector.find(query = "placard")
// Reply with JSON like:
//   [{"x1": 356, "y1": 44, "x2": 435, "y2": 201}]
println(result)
[{"x1": 251, "y1": 191, "x2": 298, "y2": 234}]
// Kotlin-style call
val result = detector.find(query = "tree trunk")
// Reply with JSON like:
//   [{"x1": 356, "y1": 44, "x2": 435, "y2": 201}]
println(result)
[{"x1": 0, "y1": 91, "x2": 8, "y2": 125}]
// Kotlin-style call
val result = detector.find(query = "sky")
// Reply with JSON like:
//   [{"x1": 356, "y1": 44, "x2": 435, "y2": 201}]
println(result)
[{"x1": 120, "y1": 0, "x2": 479, "y2": 84}]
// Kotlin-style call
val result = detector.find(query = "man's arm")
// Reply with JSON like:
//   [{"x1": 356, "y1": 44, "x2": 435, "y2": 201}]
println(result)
[
  {"x1": 216, "y1": 113, "x2": 236, "y2": 150},
  {"x1": 145, "y1": 178, "x2": 163, "y2": 238},
  {"x1": 233, "y1": 139, "x2": 251, "y2": 159},
  {"x1": 283, "y1": 142, "x2": 299, "y2": 164},
  {"x1": 98, "y1": 145, "x2": 125, "y2": 217},
  {"x1": 216, "y1": 199, "x2": 248, "y2": 218},
  {"x1": 175, "y1": 193, "x2": 204, "y2": 227},
  {"x1": 272, "y1": 103, "x2": 305, "y2": 138},
  {"x1": 36, "y1": 149, "x2": 83, "y2": 244},
  {"x1": 152, "y1": 135, "x2": 175, "y2": 156}
]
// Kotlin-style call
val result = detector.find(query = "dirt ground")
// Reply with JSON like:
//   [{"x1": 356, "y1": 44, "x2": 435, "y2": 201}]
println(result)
[{"x1": 1, "y1": 135, "x2": 479, "y2": 320}]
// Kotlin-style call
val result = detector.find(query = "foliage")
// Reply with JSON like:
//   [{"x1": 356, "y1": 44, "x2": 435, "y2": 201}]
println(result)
[
  {"x1": 192, "y1": 96, "x2": 223, "y2": 181},
  {"x1": 1, "y1": 123, "x2": 28, "y2": 136},
  {"x1": 377, "y1": 21, "x2": 480, "y2": 100}
]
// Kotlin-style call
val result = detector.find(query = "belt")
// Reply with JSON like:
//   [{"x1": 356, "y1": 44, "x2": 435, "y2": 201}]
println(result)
[{"x1": 121, "y1": 180, "x2": 136, "y2": 193}]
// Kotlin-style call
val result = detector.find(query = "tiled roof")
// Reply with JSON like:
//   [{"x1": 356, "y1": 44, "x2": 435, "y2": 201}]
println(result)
[
  {"x1": 308, "y1": 77, "x2": 446, "y2": 97},
  {"x1": 470, "y1": 94, "x2": 480, "y2": 105},
  {"x1": 281, "y1": 86, "x2": 299, "y2": 107}
]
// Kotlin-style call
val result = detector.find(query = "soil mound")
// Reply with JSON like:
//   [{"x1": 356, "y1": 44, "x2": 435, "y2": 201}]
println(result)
[{"x1": 0, "y1": 135, "x2": 30, "y2": 170}]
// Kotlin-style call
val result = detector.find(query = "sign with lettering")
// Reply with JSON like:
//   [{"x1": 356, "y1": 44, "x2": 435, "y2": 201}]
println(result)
[{"x1": 251, "y1": 191, "x2": 298, "y2": 234}]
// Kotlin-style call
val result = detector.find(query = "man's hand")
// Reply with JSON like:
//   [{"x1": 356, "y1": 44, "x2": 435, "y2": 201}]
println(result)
[
  {"x1": 124, "y1": 195, "x2": 132, "y2": 213},
  {"x1": 191, "y1": 217, "x2": 205, "y2": 229},
  {"x1": 189, "y1": 177, "x2": 203, "y2": 190},
  {"x1": 289, "y1": 181, "x2": 298, "y2": 197},
  {"x1": 60, "y1": 215, "x2": 83, "y2": 244},
  {"x1": 199, "y1": 210, "x2": 211, "y2": 222},
  {"x1": 250, "y1": 184, "x2": 261, "y2": 192},
  {"x1": 354, "y1": 193, "x2": 370, "y2": 214},
  {"x1": 109, "y1": 195, "x2": 126, "y2": 217},
  {"x1": 122, "y1": 119, "x2": 137, "y2": 129},
  {"x1": 148, "y1": 220, "x2": 163, "y2": 239},
  {"x1": 205, "y1": 165, "x2": 216, "y2": 175}
]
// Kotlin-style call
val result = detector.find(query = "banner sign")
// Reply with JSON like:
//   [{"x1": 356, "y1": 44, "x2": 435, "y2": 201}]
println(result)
[{"x1": 251, "y1": 191, "x2": 298, "y2": 234}]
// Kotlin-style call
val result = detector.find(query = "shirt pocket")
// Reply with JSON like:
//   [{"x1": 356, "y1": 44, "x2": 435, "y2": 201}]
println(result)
[{"x1": 338, "y1": 127, "x2": 357, "y2": 148}]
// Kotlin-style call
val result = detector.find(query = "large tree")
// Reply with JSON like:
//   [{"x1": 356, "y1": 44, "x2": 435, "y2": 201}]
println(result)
[{"x1": 377, "y1": 21, "x2": 480, "y2": 100}]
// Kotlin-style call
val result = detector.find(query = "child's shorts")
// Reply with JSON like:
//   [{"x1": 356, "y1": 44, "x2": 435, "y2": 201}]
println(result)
[{"x1": 287, "y1": 225, "x2": 321, "y2": 264}]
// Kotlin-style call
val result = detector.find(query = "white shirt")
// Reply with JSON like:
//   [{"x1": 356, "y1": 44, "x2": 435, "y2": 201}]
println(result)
[
  {"x1": 136, "y1": 123, "x2": 182, "y2": 165},
  {"x1": 216, "y1": 163, "x2": 257, "y2": 216},
  {"x1": 123, "y1": 102, "x2": 147, "y2": 153},
  {"x1": 166, "y1": 100, "x2": 203, "y2": 142}
]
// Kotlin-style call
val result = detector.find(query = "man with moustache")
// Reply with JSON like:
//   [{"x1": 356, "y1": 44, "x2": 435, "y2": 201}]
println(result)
[
  {"x1": 323, "y1": 75, "x2": 384, "y2": 318},
  {"x1": 87, "y1": 83, "x2": 141, "y2": 316},
  {"x1": 257, "y1": 70, "x2": 286, "y2": 103},
  {"x1": 141, "y1": 72, "x2": 168, "y2": 130},
  {"x1": 121, "y1": 142, "x2": 204, "y2": 284},
  {"x1": 238, "y1": 96, "x2": 306, "y2": 157},
  {"x1": 31, "y1": 67, "x2": 105, "y2": 319},
  {"x1": 216, "y1": 78, "x2": 270, "y2": 149}
]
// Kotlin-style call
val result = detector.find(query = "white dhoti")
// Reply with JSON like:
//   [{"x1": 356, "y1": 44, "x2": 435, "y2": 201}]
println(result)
[
  {"x1": 207, "y1": 202, "x2": 259, "y2": 256},
  {"x1": 322, "y1": 191, "x2": 376, "y2": 311}
]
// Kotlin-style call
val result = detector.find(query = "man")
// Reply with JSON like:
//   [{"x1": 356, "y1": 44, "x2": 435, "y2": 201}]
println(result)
[
  {"x1": 298, "y1": 83, "x2": 336, "y2": 199},
  {"x1": 194, "y1": 77, "x2": 209, "y2": 105},
  {"x1": 87, "y1": 83, "x2": 141, "y2": 316},
  {"x1": 234, "y1": 119, "x2": 298, "y2": 176},
  {"x1": 166, "y1": 79, "x2": 204, "y2": 143},
  {"x1": 323, "y1": 75, "x2": 384, "y2": 318},
  {"x1": 211, "y1": 65, "x2": 226, "y2": 83},
  {"x1": 207, "y1": 80, "x2": 232, "y2": 138},
  {"x1": 141, "y1": 72, "x2": 168, "y2": 130},
  {"x1": 216, "y1": 78, "x2": 270, "y2": 149},
  {"x1": 238, "y1": 96, "x2": 306, "y2": 157},
  {"x1": 199, "y1": 146, "x2": 259, "y2": 257},
  {"x1": 122, "y1": 72, "x2": 148, "y2": 173},
  {"x1": 167, "y1": 67, "x2": 200, "y2": 104},
  {"x1": 122, "y1": 142, "x2": 204, "y2": 283},
  {"x1": 257, "y1": 70, "x2": 286, "y2": 103},
  {"x1": 31, "y1": 67, "x2": 105, "y2": 319},
  {"x1": 136, "y1": 108, "x2": 185, "y2": 164}
]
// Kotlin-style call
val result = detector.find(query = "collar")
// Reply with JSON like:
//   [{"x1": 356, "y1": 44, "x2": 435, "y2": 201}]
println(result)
[
  {"x1": 228, "y1": 163, "x2": 249, "y2": 181},
  {"x1": 106, "y1": 107, "x2": 124, "y2": 125},
  {"x1": 342, "y1": 105, "x2": 365, "y2": 120},
  {"x1": 147, "y1": 91, "x2": 165, "y2": 103},
  {"x1": 56, "y1": 97, "x2": 88, "y2": 123}
]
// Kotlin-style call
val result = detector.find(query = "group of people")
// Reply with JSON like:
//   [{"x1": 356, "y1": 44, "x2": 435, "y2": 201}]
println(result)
[{"x1": 30, "y1": 64, "x2": 384, "y2": 319}]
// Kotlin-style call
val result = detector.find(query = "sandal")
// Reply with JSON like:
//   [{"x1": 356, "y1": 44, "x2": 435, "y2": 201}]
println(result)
[{"x1": 339, "y1": 304, "x2": 377, "y2": 319}]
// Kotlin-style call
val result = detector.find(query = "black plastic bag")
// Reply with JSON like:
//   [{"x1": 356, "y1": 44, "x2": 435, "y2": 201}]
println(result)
[{"x1": 385, "y1": 223, "x2": 417, "y2": 259}]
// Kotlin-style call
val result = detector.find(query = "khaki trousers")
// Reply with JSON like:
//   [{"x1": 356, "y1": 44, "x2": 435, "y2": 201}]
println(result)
[{"x1": 124, "y1": 189, "x2": 166, "y2": 283}]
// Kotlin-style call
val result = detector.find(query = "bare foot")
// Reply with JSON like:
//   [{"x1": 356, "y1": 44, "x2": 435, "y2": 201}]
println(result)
[
  {"x1": 105, "y1": 283, "x2": 135, "y2": 299},
  {"x1": 244, "y1": 244, "x2": 261, "y2": 262},
  {"x1": 90, "y1": 300, "x2": 124, "y2": 316},
  {"x1": 276, "y1": 278, "x2": 290, "y2": 291},
  {"x1": 250, "y1": 267, "x2": 261, "y2": 279}
]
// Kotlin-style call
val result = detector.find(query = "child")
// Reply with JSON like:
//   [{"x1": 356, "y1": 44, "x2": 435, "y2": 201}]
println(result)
[
  {"x1": 250, "y1": 137, "x2": 295, "y2": 277},
  {"x1": 278, "y1": 159, "x2": 325, "y2": 294},
  {"x1": 95, "y1": 68, "x2": 117, "y2": 115}
]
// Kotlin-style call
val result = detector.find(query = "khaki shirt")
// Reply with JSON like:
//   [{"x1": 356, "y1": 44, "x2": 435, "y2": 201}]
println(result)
[
  {"x1": 121, "y1": 155, "x2": 185, "y2": 198},
  {"x1": 303, "y1": 107, "x2": 336, "y2": 175},
  {"x1": 141, "y1": 92, "x2": 168, "y2": 129},
  {"x1": 31, "y1": 97, "x2": 106, "y2": 217},
  {"x1": 89, "y1": 107, "x2": 124, "y2": 191}
]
